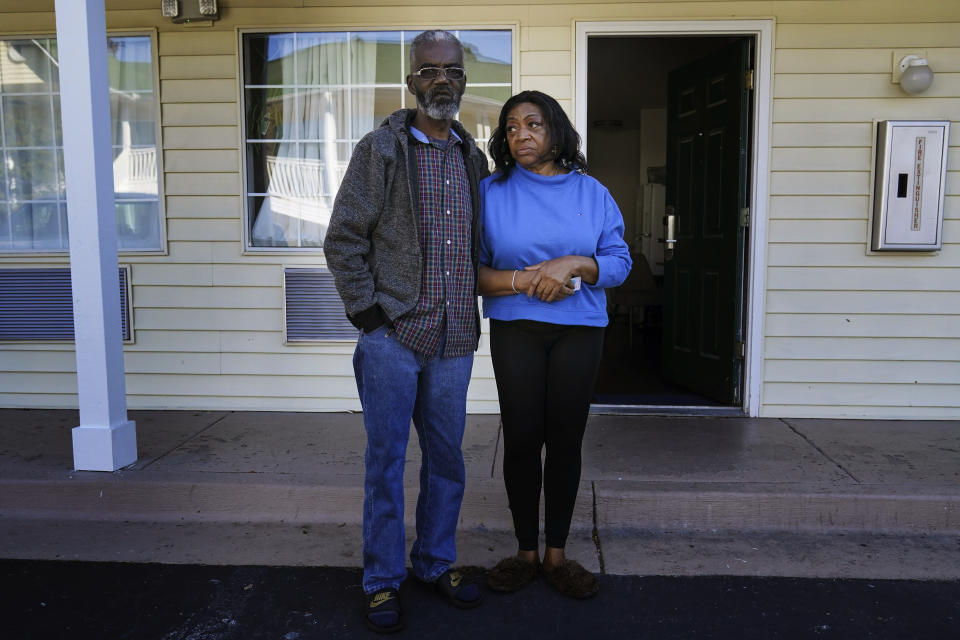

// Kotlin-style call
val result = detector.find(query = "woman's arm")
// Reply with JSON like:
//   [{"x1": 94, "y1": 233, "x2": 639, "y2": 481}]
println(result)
[
  {"x1": 592, "y1": 191, "x2": 632, "y2": 289},
  {"x1": 478, "y1": 265, "x2": 541, "y2": 297}
]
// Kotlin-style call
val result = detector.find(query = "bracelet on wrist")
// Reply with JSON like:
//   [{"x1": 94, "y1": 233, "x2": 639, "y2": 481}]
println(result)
[{"x1": 511, "y1": 269, "x2": 520, "y2": 294}]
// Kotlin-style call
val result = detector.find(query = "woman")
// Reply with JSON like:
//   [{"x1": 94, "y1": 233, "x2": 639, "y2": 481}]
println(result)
[{"x1": 478, "y1": 91, "x2": 631, "y2": 598}]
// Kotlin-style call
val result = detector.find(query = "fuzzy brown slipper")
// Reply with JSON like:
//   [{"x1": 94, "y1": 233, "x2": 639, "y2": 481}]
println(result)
[
  {"x1": 487, "y1": 556, "x2": 539, "y2": 592},
  {"x1": 542, "y1": 560, "x2": 599, "y2": 599}
]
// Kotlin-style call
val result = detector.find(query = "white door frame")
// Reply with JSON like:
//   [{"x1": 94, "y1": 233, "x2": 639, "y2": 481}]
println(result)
[{"x1": 575, "y1": 20, "x2": 773, "y2": 417}]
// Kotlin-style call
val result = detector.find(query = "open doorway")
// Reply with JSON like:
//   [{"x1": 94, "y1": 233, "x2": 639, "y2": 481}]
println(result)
[{"x1": 587, "y1": 35, "x2": 755, "y2": 411}]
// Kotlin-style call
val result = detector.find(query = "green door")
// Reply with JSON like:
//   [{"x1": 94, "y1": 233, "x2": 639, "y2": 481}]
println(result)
[{"x1": 661, "y1": 38, "x2": 752, "y2": 405}]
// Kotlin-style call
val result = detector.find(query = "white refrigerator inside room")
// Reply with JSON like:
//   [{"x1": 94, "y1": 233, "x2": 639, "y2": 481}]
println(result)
[{"x1": 637, "y1": 182, "x2": 665, "y2": 277}]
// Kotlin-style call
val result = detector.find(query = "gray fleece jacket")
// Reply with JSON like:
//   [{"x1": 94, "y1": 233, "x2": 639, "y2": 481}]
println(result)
[{"x1": 323, "y1": 109, "x2": 490, "y2": 333}]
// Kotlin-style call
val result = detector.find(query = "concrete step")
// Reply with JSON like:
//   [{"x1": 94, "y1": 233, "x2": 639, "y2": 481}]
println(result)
[
  {"x1": 593, "y1": 480, "x2": 960, "y2": 534},
  {"x1": 3, "y1": 515, "x2": 959, "y2": 581},
  {"x1": 0, "y1": 475, "x2": 511, "y2": 529},
  {"x1": 5, "y1": 473, "x2": 959, "y2": 535}
]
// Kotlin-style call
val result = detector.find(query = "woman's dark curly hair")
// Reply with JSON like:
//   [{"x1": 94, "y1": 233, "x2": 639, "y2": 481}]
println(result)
[{"x1": 488, "y1": 90, "x2": 588, "y2": 180}]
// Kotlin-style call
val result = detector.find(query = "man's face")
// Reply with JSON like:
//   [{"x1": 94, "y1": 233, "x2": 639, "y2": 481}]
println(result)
[{"x1": 406, "y1": 40, "x2": 466, "y2": 121}]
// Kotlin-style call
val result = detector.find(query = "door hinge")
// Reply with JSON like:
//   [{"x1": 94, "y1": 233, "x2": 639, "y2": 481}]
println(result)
[
  {"x1": 736, "y1": 341, "x2": 746, "y2": 359},
  {"x1": 744, "y1": 69, "x2": 754, "y2": 90},
  {"x1": 739, "y1": 207, "x2": 750, "y2": 227}
]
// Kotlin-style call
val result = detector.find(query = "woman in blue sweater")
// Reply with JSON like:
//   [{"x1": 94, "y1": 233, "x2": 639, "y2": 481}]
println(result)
[{"x1": 478, "y1": 91, "x2": 631, "y2": 598}]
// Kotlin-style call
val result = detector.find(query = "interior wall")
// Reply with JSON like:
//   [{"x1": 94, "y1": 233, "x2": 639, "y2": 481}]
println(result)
[
  {"x1": 639, "y1": 107, "x2": 666, "y2": 189},
  {"x1": 586, "y1": 125, "x2": 642, "y2": 244}
]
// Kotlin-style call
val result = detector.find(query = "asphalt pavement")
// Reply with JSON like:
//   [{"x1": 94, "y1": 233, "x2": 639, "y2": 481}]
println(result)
[{"x1": 3, "y1": 559, "x2": 958, "y2": 639}]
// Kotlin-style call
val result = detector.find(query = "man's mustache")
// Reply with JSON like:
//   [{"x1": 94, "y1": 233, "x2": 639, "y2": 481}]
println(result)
[{"x1": 427, "y1": 87, "x2": 458, "y2": 101}]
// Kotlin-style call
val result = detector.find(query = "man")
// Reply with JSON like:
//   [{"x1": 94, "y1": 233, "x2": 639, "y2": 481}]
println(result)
[{"x1": 323, "y1": 30, "x2": 489, "y2": 633}]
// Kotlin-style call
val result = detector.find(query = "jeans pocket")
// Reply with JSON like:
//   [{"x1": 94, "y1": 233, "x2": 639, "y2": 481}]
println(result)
[{"x1": 362, "y1": 323, "x2": 388, "y2": 336}]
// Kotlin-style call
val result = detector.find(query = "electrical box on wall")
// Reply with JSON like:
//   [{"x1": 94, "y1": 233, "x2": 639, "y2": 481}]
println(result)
[{"x1": 871, "y1": 120, "x2": 950, "y2": 251}]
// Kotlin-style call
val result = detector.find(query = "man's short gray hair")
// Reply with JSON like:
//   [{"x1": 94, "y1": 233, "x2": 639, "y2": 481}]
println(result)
[{"x1": 409, "y1": 30, "x2": 464, "y2": 71}]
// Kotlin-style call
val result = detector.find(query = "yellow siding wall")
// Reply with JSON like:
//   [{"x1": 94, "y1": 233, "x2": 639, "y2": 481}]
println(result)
[
  {"x1": 765, "y1": 18, "x2": 960, "y2": 418},
  {"x1": 0, "y1": 0, "x2": 958, "y2": 418}
]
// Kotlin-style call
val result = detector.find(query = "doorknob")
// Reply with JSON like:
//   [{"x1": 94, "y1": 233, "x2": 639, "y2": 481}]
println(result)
[{"x1": 663, "y1": 206, "x2": 676, "y2": 257}]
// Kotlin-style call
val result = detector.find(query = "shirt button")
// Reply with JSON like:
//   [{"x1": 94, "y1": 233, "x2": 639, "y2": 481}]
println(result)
[
  {"x1": 446, "y1": 210, "x2": 451, "y2": 215},
  {"x1": 445, "y1": 180, "x2": 450, "y2": 185},
  {"x1": 445, "y1": 300, "x2": 450, "y2": 305},
  {"x1": 446, "y1": 239, "x2": 451, "y2": 245},
  {"x1": 445, "y1": 270, "x2": 450, "y2": 276}
]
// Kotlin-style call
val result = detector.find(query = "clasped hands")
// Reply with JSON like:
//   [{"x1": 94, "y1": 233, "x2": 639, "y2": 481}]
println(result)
[{"x1": 514, "y1": 255, "x2": 583, "y2": 303}]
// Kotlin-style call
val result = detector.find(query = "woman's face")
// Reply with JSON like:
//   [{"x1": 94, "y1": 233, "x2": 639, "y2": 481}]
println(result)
[{"x1": 504, "y1": 102, "x2": 555, "y2": 175}]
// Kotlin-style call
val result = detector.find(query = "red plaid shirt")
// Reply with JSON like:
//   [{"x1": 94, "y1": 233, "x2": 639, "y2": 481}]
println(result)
[{"x1": 393, "y1": 127, "x2": 478, "y2": 358}]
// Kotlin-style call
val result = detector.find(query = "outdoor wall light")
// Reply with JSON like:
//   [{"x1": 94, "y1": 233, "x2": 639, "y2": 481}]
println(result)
[
  {"x1": 898, "y1": 55, "x2": 934, "y2": 95},
  {"x1": 161, "y1": 0, "x2": 220, "y2": 23}
]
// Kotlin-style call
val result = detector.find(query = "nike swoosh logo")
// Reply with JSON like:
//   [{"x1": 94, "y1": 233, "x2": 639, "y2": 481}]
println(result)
[
  {"x1": 449, "y1": 573, "x2": 463, "y2": 587},
  {"x1": 370, "y1": 594, "x2": 395, "y2": 608}
]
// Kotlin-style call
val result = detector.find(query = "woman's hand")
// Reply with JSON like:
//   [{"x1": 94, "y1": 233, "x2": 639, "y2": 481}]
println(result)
[
  {"x1": 515, "y1": 268, "x2": 539, "y2": 296},
  {"x1": 524, "y1": 256, "x2": 582, "y2": 302}
]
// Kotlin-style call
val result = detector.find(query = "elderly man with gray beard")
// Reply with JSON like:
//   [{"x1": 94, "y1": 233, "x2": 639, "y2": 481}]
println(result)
[{"x1": 323, "y1": 30, "x2": 490, "y2": 633}]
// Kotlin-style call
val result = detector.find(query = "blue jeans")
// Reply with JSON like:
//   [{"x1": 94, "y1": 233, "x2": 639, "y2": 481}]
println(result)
[{"x1": 353, "y1": 325, "x2": 474, "y2": 594}]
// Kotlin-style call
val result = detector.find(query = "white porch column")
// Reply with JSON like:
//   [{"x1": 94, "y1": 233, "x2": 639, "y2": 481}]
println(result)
[{"x1": 55, "y1": 0, "x2": 137, "y2": 471}]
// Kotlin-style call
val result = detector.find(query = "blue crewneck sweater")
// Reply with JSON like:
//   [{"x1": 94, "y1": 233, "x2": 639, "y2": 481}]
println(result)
[{"x1": 479, "y1": 165, "x2": 632, "y2": 327}]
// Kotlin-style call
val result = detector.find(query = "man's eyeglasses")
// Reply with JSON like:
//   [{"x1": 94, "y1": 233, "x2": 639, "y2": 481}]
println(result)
[{"x1": 415, "y1": 66, "x2": 466, "y2": 80}]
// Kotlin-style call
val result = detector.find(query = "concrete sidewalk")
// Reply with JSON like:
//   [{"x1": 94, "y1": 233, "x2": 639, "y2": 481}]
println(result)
[{"x1": 1, "y1": 409, "x2": 959, "y2": 579}]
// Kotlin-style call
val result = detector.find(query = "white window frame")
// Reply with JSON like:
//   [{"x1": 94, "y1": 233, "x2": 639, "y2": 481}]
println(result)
[
  {"x1": 238, "y1": 25, "x2": 519, "y2": 255},
  {"x1": 0, "y1": 29, "x2": 166, "y2": 258}
]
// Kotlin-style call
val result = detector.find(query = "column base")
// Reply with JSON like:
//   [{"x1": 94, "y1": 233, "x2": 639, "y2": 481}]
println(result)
[{"x1": 72, "y1": 420, "x2": 138, "y2": 472}]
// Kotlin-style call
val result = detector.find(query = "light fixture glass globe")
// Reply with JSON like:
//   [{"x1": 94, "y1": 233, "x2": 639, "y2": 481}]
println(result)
[{"x1": 900, "y1": 58, "x2": 934, "y2": 94}]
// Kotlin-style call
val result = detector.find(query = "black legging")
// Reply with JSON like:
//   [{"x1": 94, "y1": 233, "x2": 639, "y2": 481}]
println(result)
[{"x1": 489, "y1": 319, "x2": 604, "y2": 550}]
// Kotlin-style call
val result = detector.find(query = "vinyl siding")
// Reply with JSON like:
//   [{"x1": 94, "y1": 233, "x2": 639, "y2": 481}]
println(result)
[
  {"x1": 0, "y1": 0, "x2": 958, "y2": 418},
  {"x1": 766, "y1": 17, "x2": 960, "y2": 418}
]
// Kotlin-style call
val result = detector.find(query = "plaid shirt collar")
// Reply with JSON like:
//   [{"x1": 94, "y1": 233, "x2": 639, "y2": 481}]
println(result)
[{"x1": 409, "y1": 125, "x2": 463, "y2": 146}]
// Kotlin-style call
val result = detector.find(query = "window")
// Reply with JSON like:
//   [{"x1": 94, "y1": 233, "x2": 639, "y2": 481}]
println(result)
[
  {"x1": 0, "y1": 35, "x2": 161, "y2": 252},
  {"x1": 241, "y1": 29, "x2": 512, "y2": 249}
]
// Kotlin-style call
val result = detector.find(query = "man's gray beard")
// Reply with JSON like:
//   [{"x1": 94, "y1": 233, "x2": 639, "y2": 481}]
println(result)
[{"x1": 417, "y1": 91, "x2": 461, "y2": 120}]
